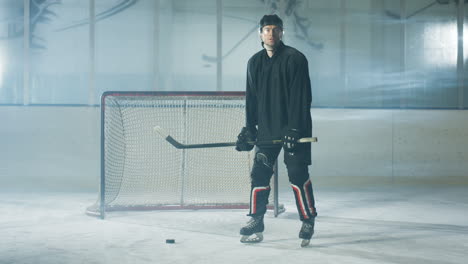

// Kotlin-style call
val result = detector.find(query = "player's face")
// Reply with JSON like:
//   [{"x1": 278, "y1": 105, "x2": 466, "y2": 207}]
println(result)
[{"x1": 260, "y1": 25, "x2": 283, "y2": 47}]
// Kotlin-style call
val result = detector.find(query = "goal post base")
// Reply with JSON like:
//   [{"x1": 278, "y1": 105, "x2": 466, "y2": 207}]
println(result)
[{"x1": 86, "y1": 203, "x2": 285, "y2": 218}]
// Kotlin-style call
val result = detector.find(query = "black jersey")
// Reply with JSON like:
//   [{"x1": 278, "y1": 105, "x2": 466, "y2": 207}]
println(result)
[{"x1": 245, "y1": 41, "x2": 312, "y2": 142}]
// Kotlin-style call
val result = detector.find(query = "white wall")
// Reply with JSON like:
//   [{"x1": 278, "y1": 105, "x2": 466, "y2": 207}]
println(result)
[
  {"x1": 1, "y1": 106, "x2": 467, "y2": 192},
  {"x1": 307, "y1": 109, "x2": 468, "y2": 187},
  {"x1": 0, "y1": 106, "x2": 100, "y2": 192}
]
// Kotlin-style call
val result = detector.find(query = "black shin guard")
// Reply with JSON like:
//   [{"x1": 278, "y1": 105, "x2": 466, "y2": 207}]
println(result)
[
  {"x1": 248, "y1": 150, "x2": 277, "y2": 216},
  {"x1": 248, "y1": 186, "x2": 271, "y2": 216},
  {"x1": 291, "y1": 179, "x2": 317, "y2": 220},
  {"x1": 287, "y1": 164, "x2": 317, "y2": 220}
]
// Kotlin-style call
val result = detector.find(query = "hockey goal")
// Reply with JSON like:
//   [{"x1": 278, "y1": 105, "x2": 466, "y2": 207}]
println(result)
[{"x1": 86, "y1": 91, "x2": 282, "y2": 218}]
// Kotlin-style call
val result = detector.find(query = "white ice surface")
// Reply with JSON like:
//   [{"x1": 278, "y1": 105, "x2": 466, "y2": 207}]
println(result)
[{"x1": 1, "y1": 186, "x2": 468, "y2": 264}]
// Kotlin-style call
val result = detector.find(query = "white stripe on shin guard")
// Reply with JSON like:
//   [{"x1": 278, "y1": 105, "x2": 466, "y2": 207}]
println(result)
[
  {"x1": 291, "y1": 183, "x2": 309, "y2": 219},
  {"x1": 250, "y1": 186, "x2": 270, "y2": 215},
  {"x1": 303, "y1": 179, "x2": 315, "y2": 215}
]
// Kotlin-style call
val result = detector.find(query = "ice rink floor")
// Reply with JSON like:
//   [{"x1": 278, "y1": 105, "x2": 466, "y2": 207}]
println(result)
[{"x1": 1, "y1": 185, "x2": 468, "y2": 264}]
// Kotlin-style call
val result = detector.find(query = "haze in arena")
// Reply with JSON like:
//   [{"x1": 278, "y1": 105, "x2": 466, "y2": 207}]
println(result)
[{"x1": 1, "y1": 1, "x2": 468, "y2": 263}]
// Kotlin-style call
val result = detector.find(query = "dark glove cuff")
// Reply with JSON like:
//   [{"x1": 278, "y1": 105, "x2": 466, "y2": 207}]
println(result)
[
  {"x1": 283, "y1": 128, "x2": 301, "y2": 152},
  {"x1": 285, "y1": 128, "x2": 301, "y2": 138},
  {"x1": 236, "y1": 127, "x2": 256, "y2": 151},
  {"x1": 240, "y1": 127, "x2": 257, "y2": 141}
]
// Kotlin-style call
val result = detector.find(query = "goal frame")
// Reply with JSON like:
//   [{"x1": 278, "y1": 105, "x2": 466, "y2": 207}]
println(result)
[{"x1": 91, "y1": 91, "x2": 282, "y2": 219}]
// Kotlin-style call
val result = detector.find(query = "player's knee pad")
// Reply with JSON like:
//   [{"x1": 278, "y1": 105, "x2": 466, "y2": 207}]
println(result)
[
  {"x1": 255, "y1": 152, "x2": 275, "y2": 168},
  {"x1": 250, "y1": 152, "x2": 274, "y2": 187},
  {"x1": 287, "y1": 165, "x2": 310, "y2": 186}
]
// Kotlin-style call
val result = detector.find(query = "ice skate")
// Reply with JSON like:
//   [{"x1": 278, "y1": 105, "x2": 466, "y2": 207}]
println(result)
[
  {"x1": 240, "y1": 215, "x2": 264, "y2": 243},
  {"x1": 299, "y1": 218, "x2": 315, "y2": 247}
]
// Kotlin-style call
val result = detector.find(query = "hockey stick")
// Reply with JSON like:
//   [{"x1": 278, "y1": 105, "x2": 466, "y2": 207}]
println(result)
[{"x1": 154, "y1": 126, "x2": 317, "y2": 149}]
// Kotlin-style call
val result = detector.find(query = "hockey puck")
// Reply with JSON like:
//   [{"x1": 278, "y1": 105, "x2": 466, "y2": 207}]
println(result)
[{"x1": 166, "y1": 239, "x2": 175, "y2": 244}]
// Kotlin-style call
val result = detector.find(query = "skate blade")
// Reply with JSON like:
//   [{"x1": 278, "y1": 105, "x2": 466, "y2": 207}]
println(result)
[
  {"x1": 240, "y1": 233, "x2": 263, "y2": 243},
  {"x1": 301, "y1": 239, "x2": 310, "y2": 247}
]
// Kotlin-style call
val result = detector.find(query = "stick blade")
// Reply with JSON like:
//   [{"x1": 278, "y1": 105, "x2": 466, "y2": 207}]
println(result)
[
  {"x1": 154, "y1": 126, "x2": 185, "y2": 149},
  {"x1": 153, "y1": 126, "x2": 169, "y2": 138}
]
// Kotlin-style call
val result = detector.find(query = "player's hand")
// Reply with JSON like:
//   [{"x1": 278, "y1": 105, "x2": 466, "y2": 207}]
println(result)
[
  {"x1": 283, "y1": 129, "x2": 301, "y2": 152},
  {"x1": 235, "y1": 127, "x2": 256, "y2": 151}
]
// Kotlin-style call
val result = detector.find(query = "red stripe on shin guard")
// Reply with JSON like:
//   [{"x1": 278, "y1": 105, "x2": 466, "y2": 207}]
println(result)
[
  {"x1": 291, "y1": 184, "x2": 309, "y2": 220},
  {"x1": 250, "y1": 186, "x2": 270, "y2": 215},
  {"x1": 304, "y1": 179, "x2": 315, "y2": 215}
]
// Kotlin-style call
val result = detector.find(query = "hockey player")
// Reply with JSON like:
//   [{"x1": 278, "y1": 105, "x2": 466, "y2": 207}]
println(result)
[{"x1": 236, "y1": 14, "x2": 317, "y2": 247}]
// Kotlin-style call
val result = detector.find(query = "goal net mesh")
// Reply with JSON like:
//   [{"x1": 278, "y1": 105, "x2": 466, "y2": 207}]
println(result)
[{"x1": 87, "y1": 92, "x2": 257, "y2": 217}]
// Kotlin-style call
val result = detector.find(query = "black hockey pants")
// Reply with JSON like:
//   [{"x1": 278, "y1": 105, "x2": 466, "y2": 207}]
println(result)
[{"x1": 247, "y1": 145, "x2": 317, "y2": 221}]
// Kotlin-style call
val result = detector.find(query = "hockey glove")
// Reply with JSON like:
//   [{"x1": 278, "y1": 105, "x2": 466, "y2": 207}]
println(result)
[
  {"x1": 283, "y1": 129, "x2": 301, "y2": 153},
  {"x1": 236, "y1": 127, "x2": 256, "y2": 151}
]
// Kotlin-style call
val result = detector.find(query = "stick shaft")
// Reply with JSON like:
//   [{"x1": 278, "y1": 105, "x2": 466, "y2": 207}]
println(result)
[
  {"x1": 154, "y1": 126, "x2": 317, "y2": 149},
  {"x1": 166, "y1": 136, "x2": 236, "y2": 149}
]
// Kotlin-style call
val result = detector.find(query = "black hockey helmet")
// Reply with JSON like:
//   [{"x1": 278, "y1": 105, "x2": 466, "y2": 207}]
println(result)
[{"x1": 259, "y1": 14, "x2": 283, "y2": 32}]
